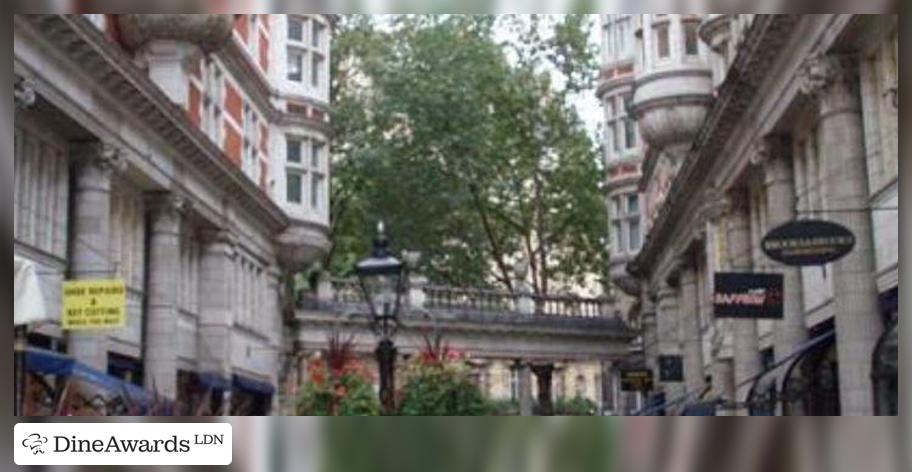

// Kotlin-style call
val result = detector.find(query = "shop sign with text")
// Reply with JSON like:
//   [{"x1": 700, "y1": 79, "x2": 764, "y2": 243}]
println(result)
[
  {"x1": 714, "y1": 272, "x2": 783, "y2": 319},
  {"x1": 762, "y1": 220, "x2": 855, "y2": 266}
]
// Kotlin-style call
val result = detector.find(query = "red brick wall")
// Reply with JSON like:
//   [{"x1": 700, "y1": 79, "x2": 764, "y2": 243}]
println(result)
[
  {"x1": 234, "y1": 14, "x2": 249, "y2": 42},
  {"x1": 224, "y1": 82, "x2": 243, "y2": 124},
  {"x1": 258, "y1": 32, "x2": 269, "y2": 72},
  {"x1": 259, "y1": 124, "x2": 269, "y2": 155},
  {"x1": 188, "y1": 83, "x2": 201, "y2": 127},
  {"x1": 224, "y1": 125, "x2": 242, "y2": 166}
]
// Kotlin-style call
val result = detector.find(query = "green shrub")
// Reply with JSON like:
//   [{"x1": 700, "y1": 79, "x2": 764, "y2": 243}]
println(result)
[
  {"x1": 397, "y1": 362, "x2": 491, "y2": 416},
  {"x1": 296, "y1": 368, "x2": 379, "y2": 416},
  {"x1": 488, "y1": 398, "x2": 520, "y2": 416},
  {"x1": 554, "y1": 395, "x2": 598, "y2": 416}
]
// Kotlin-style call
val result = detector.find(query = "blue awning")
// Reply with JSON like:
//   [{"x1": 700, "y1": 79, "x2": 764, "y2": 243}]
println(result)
[
  {"x1": 199, "y1": 371, "x2": 231, "y2": 391},
  {"x1": 681, "y1": 401, "x2": 718, "y2": 416},
  {"x1": 24, "y1": 348, "x2": 74, "y2": 376},
  {"x1": 23, "y1": 348, "x2": 154, "y2": 407},
  {"x1": 232, "y1": 373, "x2": 275, "y2": 396}
]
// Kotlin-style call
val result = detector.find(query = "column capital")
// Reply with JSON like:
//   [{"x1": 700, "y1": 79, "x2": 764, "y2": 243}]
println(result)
[
  {"x1": 14, "y1": 76, "x2": 36, "y2": 109},
  {"x1": 698, "y1": 186, "x2": 731, "y2": 223},
  {"x1": 71, "y1": 140, "x2": 127, "y2": 174},
  {"x1": 798, "y1": 53, "x2": 861, "y2": 113},
  {"x1": 146, "y1": 191, "x2": 190, "y2": 215},
  {"x1": 750, "y1": 134, "x2": 790, "y2": 168},
  {"x1": 146, "y1": 191, "x2": 189, "y2": 234}
]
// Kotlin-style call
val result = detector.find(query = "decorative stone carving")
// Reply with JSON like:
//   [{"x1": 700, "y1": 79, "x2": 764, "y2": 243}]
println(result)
[
  {"x1": 72, "y1": 141, "x2": 127, "y2": 174},
  {"x1": 146, "y1": 191, "x2": 189, "y2": 234},
  {"x1": 116, "y1": 14, "x2": 234, "y2": 53},
  {"x1": 798, "y1": 53, "x2": 860, "y2": 112},
  {"x1": 14, "y1": 76, "x2": 35, "y2": 109},
  {"x1": 699, "y1": 185, "x2": 731, "y2": 223}
]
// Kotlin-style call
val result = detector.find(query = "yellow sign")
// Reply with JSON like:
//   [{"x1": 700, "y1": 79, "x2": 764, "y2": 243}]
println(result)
[{"x1": 62, "y1": 279, "x2": 126, "y2": 330}]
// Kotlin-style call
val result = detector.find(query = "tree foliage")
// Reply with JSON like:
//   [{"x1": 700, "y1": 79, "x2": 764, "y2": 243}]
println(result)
[{"x1": 328, "y1": 15, "x2": 608, "y2": 295}]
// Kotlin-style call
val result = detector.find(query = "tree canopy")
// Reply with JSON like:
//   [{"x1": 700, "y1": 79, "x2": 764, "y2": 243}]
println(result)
[{"x1": 326, "y1": 14, "x2": 608, "y2": 296}]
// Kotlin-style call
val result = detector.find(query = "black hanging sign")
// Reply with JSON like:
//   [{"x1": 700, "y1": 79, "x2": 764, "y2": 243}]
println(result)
[
  {"x1": 620, "y1": 369, "x2": 654, "y2": 392},
  {"x1": 761, "y1": 220, "x2": 855, "y2": 266},
  {"x1": 714, "y1": 272, "x2": 784, "y2": 319},
  {"x1": 658, "y1": 355, "x2": 684, "y2": 382}
]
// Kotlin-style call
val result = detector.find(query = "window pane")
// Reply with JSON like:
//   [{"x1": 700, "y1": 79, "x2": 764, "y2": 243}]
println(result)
[
  {"x1": 625, "y1": 118, "x2": 637, "y2": 149},
  {"x1": 312, "y1": 54, "x2": 323, "y2": 87},
  {"x1": 311, "y1": 141, "x2": 323, "y2": 168},
  {"x1": 311, "y1": 174, "x2": 324, "y2": 209},
  {"x1": 606, "y1": 123, "x2": 615, "y2": 153},
  {"x1": 656, "y1": 24, "x2": 670, "y2": 58},
  {"x1": 312, "y1": 22, "x2": 323, "y2": 48},
  {"x1": 287, "y1": 172, "x2": 302, "y2": 203},
  {"x1": 629, "y1": 218, "x2": 641, "y2": 251},
  {"x1": 627, "y1": 194, "x2": 639, "y2": 215},
  {"x1": 288, "y1": 18, "x2": 303, "y2": 41},
  {"x1": 614, "y1": 222, "x2": 626, "y2": 252},
  {"x1": 287, "y1": 49, "x2": 303, "y2": 82},
  {"x1": 287, "y1": 138, "x2": 301, "y2": 163},
  {"x1": 684, "y1": 21, "x2": 699, "y2": 55},
  {"x1": 616, "y1": 20, "x2": 628, "y2": 57}
]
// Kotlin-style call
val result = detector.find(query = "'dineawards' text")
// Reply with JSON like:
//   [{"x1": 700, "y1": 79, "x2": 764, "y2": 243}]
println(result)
[{"x1": 55, "y1": 436, "x2": 191, "y2": 453}]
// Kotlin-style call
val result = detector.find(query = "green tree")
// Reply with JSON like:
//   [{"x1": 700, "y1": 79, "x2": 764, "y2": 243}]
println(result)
[{"x1": 329, "y1": 15, "x2": 608, "y2": 296}]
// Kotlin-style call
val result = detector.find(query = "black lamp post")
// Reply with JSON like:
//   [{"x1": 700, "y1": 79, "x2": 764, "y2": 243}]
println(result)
[{"x1": 355, "y1": 222, "x2": 406, "y2": 415}]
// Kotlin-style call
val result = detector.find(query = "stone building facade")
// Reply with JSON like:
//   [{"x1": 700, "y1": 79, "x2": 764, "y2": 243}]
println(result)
[
  {"x1": 14, "y1": 14, "x2": 332, "y2": 414},
  {"x1": 614, "y1": 14, "x2": 897, "y2": 415}
]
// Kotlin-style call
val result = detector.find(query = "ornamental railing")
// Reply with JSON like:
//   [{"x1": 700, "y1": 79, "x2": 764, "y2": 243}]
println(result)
[{"x1": 300, "y1": 277, "x2": 613, "y2": 319}]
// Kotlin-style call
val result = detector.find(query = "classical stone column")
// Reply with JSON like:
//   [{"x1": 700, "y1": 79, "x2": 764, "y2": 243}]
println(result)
[
  {"x1": 198, "y1": 228, "x2": 236, "y2": 414},
  {"x1": 726, "y1": 196, "x2": 762, "y2": 413},
  {"x1": 143, "y1": 192, "x2": 186, "y2": 400},
  {"x1": 531, "y1": 363, "x2": 555, "y2": 415},
  {"x1": 800, "y1": 53, "x2": 883, "y2": 415},
  {"x1": 678, "y1": 262, "x2": 705, "y2": 397},
  {"x1": 712, "y1": 356, "x2": 735, "y2": 415},
  {"x1": 67, "y1": 142, "x2": 124, "y2": 371},
  {"x1": 267, "y1": 264, "x2": 283, "y2": 415},
  {"x1": 640, "y1": 291, "x2": 659, "y2": 376},
  {"x1": 756, "y1": 136, "x2": 808, "y2": 366},
  {"x1": 656, "y1": 284, "x2": 683, "y2": 400},
  {"x1": 516, "y1": 361, "x2": 534, "y2": 416}
]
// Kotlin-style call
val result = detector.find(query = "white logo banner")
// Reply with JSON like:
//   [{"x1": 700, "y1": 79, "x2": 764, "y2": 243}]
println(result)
[{"x1": 15, "y1": 423, "x2": 232, "y2": 465}]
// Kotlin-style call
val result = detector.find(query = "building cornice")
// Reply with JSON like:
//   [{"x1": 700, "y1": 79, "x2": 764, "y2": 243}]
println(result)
[
  {"x1": 23, "y1": 15, "x2": 290, "y2": 234},
  {"x1": 628, "y1": 14, "x2": 802, "y2": 279}
]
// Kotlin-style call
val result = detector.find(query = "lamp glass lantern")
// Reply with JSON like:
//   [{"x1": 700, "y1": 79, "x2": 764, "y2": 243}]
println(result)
[{"x1": 355, "y1": 223, "x2": 405, "y2": 333}]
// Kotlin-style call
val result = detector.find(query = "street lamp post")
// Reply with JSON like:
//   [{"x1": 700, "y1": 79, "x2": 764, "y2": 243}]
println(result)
[{"x1": 355, "y1": 222, "x2": 406, "y2": 415}]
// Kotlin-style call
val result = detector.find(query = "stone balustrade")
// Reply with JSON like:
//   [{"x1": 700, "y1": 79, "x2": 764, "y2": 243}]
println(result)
[{"x1": 300, "y1": 275, "x2": 614, "y2": 319}]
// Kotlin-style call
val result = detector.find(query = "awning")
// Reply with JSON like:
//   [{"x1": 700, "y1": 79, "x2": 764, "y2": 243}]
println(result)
[
  {"x1": 681, "y1": 401, "x2": 718, "y2": 416},
  {"x1": 746, "y1": 329, "x2": 836, "y2": 415},
  {"x1": 199, "y1": 371, "x2": 231, "y2": 391},
  {"x1": 232, "y1": 373, "x2": 275, "y2": 396},
  {"x1": 14, "y1": 256, "x2": 49, "y2": 325},
  {"x1": 23, "y1": 348, "x2": 153, "y2": 406}
]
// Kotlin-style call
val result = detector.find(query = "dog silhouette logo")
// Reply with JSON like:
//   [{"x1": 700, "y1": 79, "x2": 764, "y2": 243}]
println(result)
[{"x1": 22, "y1": 433, "x2": 48, "y2": 455}]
